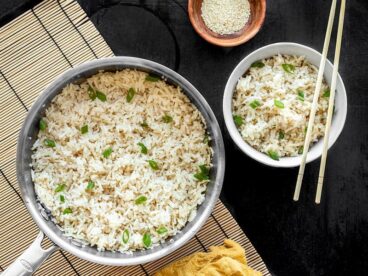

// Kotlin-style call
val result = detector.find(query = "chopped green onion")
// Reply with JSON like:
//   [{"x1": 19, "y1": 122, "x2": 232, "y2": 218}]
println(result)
[
  {"x1": 88, "y1": 85, "x2": 97, "y2": 100},
  {"x1": 147, "y1": 160, "x2": 159, "y2": 170},
  {"x1": 203, "y1": 134, "x2": 210, "y2": 145},
  {"x1": 282, "y1": 63, "x2": 295, "y2": 73},
  {"x1": 55, "y1": 183, "x2": 66, "y2": 193},
  {"x1": 102, "y1": 147, "x2": 113, "y2": 158},
  {"x1": 304, "y1": 126, "x2": 308, "y2": 133},
  {"x1": 297, "y1": 90, "x2": 305, "y2": 102},
  {"x1": 63, "y1": 208, "x2": 72, "y2": 214},
  {"x1": 298, "y1": 146, "x2": 304, "y2": 154},
  {"x1": 278, "y1": 130, "x2": 285, "y2": 140},
  {"x1": 199, "y1": 165, "x2": 209, "y2": 175},
  {"x1": 135, "y1": 195, "x2": 147, "y2": 205},
  {"x1": 142, "y1": 233, "x2": 152, "y2": 248},
  {"x1": 162, "y1": 115, "x2": 173, "y2": 123},
  {"x1": 140, "y1": 121, "x2": 149, "y2": 128},
  {"x1": 233, "y1": 115, "x2": 243, "y2": 127},
  {"x1": 44, "y1": 139, "x2": 56, "y2": 147},
  {"x1": 267, "y1": 150, "x2": 280, "y2": 161},
  {"x1": 126, "y1": 87, "x2": 136, "y2": 103},
  {"x1": 323, "y1": 88, "x2": 330, "y2": 98},
  {"x1": 249, "y1": 99, "x2": 261, "y2": 109},
  {"x1": 137, "y1": 142, "x2": 148, "y2": 154},
  {"x1": 145, "y1": 74, "x2": 160, "y2": 82},
  {"x1": 88, "y1": 85, "x2": 106, "y2": 102},
  {"x1": 96, "y1": 90, "x2": 107, "y2": 102},
  {"x1": 60, "y1": 195, "x2": 65, "y2": 203},
  {"x1": 122, "y1": 229, "x2": 130, "y2": 244},
  {"x1": 194, "y1": 165, "x2": 210, "y2": 181},
  {"x1": 274, "y1": 99, "x2": 285, "y2": 109},
  {"x1": 86, "y1": 181, "x2": 95, "y2": 190},
  {"x1": 81, "y1": 125, "x2": 88, "y2": 134},
  {"x1": 39, "y1": 119, "x2": 47, "y2": 131},
  {"x1": 157, "y1": 226, "x2": 168, "y2": 235},
  {"x1": 251, "y1": 61, "x2": 265, "y2": 68}
]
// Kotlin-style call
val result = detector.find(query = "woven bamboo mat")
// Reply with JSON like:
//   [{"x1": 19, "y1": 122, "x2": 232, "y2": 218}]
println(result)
[{"x1": 0, "y1": 0, "x2": 269, "y2": 275}]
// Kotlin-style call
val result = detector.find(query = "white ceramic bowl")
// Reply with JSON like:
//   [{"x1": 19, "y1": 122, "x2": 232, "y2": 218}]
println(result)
[{"x1": 223, "y1": 42, "x2": 347, "y2": 168}]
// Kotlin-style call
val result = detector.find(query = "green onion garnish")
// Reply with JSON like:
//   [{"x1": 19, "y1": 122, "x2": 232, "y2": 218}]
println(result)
[
  {"x1": 298, "y1": 146, "x2": 304, "y2": 154},
  {"x1": 145, "y1": 74, "x2": 160, "y2": 82},
  {"x1": 140, "y1": 121, "x2": 149, "y2": 128},
  {"x1": 251, "y1": 61, "x2": 265, "y2": 68},
  {"x1": 88, "y1": 85, "x2": 97, "y2": 100},
  {"x1": 281, "y1": 63, "x2": 295, "y2": 73},
  {"x1": 137, "y1": 142, "x2": 148, "y2": 154},
  {"x1": 102, "y1": 147, "x2": 113, "y2": 158},
  {"x1": 274, "y1": 99, "x2": 285, "y2": 109},
  {"x1": 126, "y1": 88, "x2": 136, "y2": 103},
  {"x1": 86, "y1": 181, "x2": 95, "y2": 190},
  {"x1": 88, "y1": 85, "x2": 106, "y2": 102},
  {"x1": 81, "y1": 125, "x2": 88, "y2": 134},
  {"x1": 63, "y1": 208, "x2": 72, "y2": 214},
  {"x1": 44, "y1": 139, "x2": 56, "y2": 147},
  {"x1": 142, "y1": 233, "x2": 152, "y2": 248},
  {"x1": 203, "y1": 134, "x2": 210, "y2": 145},
  {"x1": 233, "y1": 115, "x2": 243, "y2": 127},
  {"x1": 267, "y1": 150, "x2": 280, "y2": 161},
  {"x1": 323, "y1": 88, "x2": 330, "y2": 98},
  {"x1": 297, "y1": 90, "x2": 305, "y2": 102},
  {"x1": 278, "y1": 130, "x2": 285, "y2": 140},
  {"x1": 162, "y1": 115, "x2": 173, "y2": 123},
  {"x1": 122, "y1": 229, "x2": 130, "y2": 244},
  {"x1": 157, "y1": 227, "x2": 168, "y2": 235},
  {"x1": 60, "y1": 195, "x2": 65, "y2": 203},
  {"x1": 135, "y1": 195, "x2": 147, "y2": 205},
  {"x1": 96, "y1": 90, "x2": 107, "y2": 102},
  {"x1": 55, "y1": 183, "x2": 66, "y2": 193},
  {"x1": 147, "y1": 160, "x2": 159, "y2": 170},
  {"x1": 249, "y1": 99, "x2": 261, "y2": 109},
  {"x1": 39, "y1": 119, "x2": 47, "y2": 131},
  {"x1": 194, "y1": 165, "x2": 210, "y2": 181}
]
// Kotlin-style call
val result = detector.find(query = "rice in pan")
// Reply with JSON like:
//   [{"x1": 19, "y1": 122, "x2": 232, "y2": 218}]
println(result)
[
  {"x1": 232, "y1": 54, "x2": 331, "y2": 160},
  {"x1": 31, "y1": 70, "x2": 212, "y2": 252}
]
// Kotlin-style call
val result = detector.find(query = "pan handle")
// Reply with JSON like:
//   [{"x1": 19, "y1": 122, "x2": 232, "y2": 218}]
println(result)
[{"x1": 2, "y1": 231, "x2": 59, "y2": 276}]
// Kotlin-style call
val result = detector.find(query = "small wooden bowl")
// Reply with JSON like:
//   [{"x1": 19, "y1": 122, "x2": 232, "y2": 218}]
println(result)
[{"x1": 188, "y1": 0, "x2": 266, "y2": 47}]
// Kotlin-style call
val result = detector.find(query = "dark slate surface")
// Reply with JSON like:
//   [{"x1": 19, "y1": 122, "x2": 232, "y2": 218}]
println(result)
[{"x1": 1, "y1": 0, "x2": 368, "y2": 275}]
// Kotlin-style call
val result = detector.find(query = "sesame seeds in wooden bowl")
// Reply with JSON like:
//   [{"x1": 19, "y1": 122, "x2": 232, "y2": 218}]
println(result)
[{"x1": 188, "y1": 0, "x2": 266, "y2": 47}]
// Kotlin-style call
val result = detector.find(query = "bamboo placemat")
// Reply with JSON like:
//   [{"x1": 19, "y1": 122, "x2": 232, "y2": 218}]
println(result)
[{"x1": 0, "y1": 0, "x2": 269, "y2": 275}]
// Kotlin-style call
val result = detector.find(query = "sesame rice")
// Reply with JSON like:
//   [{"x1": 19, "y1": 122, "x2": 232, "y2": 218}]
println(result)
[
  {"x1": 31, "y1": 69, "x2": 212, "y2": 252},
  {"x1": 232, "y1": 54, "x2": 330, "y2": 158}
]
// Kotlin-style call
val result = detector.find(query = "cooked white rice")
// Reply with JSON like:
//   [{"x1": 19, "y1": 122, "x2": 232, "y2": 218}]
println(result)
[
  {"x1": 31, "y1": 69, "x2": 212, "y2": 252},
  {"x1": 233, "y1": 54, "x2": 330, "y2": 158}
]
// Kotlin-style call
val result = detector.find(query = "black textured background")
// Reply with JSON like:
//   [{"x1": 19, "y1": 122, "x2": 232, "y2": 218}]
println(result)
[{"x1": 1, "y1": 0, "x2": 368, "y2": 275}]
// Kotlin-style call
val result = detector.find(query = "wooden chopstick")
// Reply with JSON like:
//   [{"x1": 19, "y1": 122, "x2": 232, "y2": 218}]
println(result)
[
  {"x1": 293, "y1": 0, "x2": 338, "y2": 201},
  {"x1": 315, "y1": 0, "x2": 346, "y2": 204}
]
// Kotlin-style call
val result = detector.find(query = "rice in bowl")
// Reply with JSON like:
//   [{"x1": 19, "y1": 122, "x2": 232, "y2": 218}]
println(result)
[
  {"x1": 31, "y1": 69, "x2": 212, "y2": 252},
  {"x1": 232, "y1": 54, "x2": 331, "y2": 160}
]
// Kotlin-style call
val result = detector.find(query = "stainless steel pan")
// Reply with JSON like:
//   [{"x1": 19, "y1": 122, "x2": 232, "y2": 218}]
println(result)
[{"x1": 3, "y1": 57, "x2": 225, "y2": 275}]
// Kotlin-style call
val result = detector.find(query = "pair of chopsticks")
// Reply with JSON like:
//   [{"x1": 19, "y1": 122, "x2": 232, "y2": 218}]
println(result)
[{"x1": 293, "y1": 0, "x2": 346, "y2": 204}]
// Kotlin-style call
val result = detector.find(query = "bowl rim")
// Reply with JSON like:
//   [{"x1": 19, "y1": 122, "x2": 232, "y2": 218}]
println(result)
[
  {"x1": 187, "y1": 0, "x2": 266, "y2": 47},
  {"x1": 17, "y1": 56, "x2": 225, "y2": 265},
  {"x1": 223, "y1": 42, "x2": 348, "y2": 168}
]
